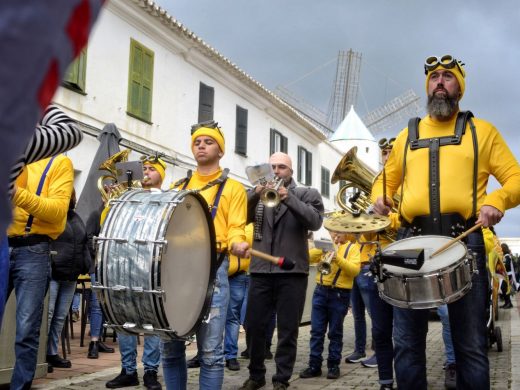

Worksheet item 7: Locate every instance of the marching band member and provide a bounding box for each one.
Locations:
[161,121,249,390]
[372,55,520,390]
[299,232,360,380]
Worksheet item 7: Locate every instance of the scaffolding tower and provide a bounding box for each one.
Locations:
[326,49,362,130]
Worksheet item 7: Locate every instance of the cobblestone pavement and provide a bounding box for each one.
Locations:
[35,301,518,390]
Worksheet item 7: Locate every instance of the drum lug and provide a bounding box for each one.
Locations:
[96,236,128,244]
[123,322,137,329]
[111,285,128,292]
[91,283,127,292]
[133,238,168,246]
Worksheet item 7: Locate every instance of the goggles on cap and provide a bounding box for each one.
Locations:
[190,120,224,137]
[424,55,465,76]
[378,137,395,150]
[140,153,166,169]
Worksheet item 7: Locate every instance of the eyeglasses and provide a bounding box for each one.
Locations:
[424,55,465,76]
[378,137,395,150]
[190,120,224,138]
[140,153,166,169]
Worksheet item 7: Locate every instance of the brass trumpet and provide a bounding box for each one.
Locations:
[317,250,336,275]
[260,177,284,207]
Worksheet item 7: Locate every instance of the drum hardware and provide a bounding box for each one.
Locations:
[95,236,128,244]
[430,222,483,258]
[133,238,167,245]
[380,248,425,271]
[250,248,296,270]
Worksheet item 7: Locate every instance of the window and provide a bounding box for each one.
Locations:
[127,39,154,123]
[321,166,330,198]
[235,106,248,156]
[63,49,87,93]
[198,83,214,123]
[269,129,288,155]
[297,146,312,186]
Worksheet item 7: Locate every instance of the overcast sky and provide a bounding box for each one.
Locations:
[156,0,519,238]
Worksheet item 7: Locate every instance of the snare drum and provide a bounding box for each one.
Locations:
[94,189,216,339]
[377,235,475,309]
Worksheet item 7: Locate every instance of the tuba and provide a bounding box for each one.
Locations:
[97,149,143,204]
[330,146,399,240]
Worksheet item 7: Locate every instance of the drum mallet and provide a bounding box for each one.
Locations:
[250,249,296,270]
[430,222,483,258]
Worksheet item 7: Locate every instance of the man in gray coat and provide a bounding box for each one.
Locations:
[240,152,324,390]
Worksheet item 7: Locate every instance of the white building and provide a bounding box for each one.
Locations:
[54,0,349,217]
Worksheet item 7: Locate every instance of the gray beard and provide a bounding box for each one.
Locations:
[426,94,458,120]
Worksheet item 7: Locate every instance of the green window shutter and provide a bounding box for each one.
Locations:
[127,39,154,122]
[63,49,87,92]
[321,167,330,198]
[235,106,248,156]
[281,135,288,153]
[297,146,303,182]
[270,129,276,155]
[198,83,214,123]
[306,151,312,186]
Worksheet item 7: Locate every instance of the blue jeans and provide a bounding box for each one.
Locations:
[437,304,455,365]
[89,273,103,338]
[368,275,394,385]
[351,264,372,354]
[393,230,489,390]
[161,257,230,390]
[47,279,76,356]
[308,285,350,368]
[8,242,51,390]
[71,292,80,312]
[118,333,160,373]
[224,272,249,360]
[0,234,8,326]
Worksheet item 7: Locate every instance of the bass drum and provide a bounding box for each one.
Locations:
[377,235,475,309]
[95,189,216,339]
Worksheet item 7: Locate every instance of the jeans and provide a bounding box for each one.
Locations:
[393,230,489,390]
[71,292,80,312]
[118,333,160,373]
[437,304,455,365]
[0,234,8,326]
[351,264,372,354]
[8,242,51,390]
[224,272,249,360]
[246,273,307,386]
[368,275,394,385]
[47,279,76,356]
[308,284,350,368]
[161,257,230,390]
[89,273,103,338]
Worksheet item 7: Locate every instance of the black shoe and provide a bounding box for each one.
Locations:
[264,349,273,360]
[238,378,266,390]
[444,363,456,390]
[143,370,162,390]
[299,366,322,378]
[187,355,200,368]
[106,369,139,388]
[47,364,54,373]
[273,382,288,390]
[226,358,240,371]
[98,341,115,353]
[88,341,99,359]
[327,366,340,379]
[380,385,394,390]
[46,354,72,368]
[240,349,250,359]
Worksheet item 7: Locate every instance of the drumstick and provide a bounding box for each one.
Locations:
[430,223,483,258]
[250,249,296,270]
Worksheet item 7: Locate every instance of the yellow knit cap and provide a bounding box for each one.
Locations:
[191,127,225,154]
[142,158,166,181]
[425,56,466,98]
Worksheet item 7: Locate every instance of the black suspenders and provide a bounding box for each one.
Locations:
[403,111,478,232]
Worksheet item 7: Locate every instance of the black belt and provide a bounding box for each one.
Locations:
[316,284,351,293]
[8,234,50,248]
[402,213,477,238]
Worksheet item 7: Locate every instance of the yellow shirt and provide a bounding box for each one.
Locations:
[171,168,247,251]
[311,242,361,289]
[372,114,520,222]
[9,155,73,239]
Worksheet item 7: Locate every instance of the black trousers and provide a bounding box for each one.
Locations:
[246,273,308,385]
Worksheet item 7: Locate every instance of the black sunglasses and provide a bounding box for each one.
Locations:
[190,120,224,138]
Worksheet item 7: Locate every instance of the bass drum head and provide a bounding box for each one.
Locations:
[161,191,216,338]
